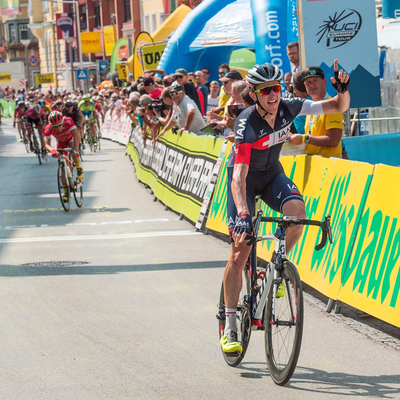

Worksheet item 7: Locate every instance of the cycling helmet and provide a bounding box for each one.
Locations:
[54,99,63,107]
[83,94,91,102]
[18,100,25,107]
[33,104,42,114]
[38,99,46,107]
[49,110,63,126]
[65,99,74,107]
[245,63,283,87]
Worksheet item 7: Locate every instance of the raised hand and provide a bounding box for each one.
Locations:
[331,59,350,93]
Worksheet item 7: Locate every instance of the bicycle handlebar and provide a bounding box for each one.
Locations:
[57,147,77,157]
[247,212,332,251]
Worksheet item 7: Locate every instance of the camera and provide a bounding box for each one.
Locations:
[148,97,168,112]
[172,125,179,135]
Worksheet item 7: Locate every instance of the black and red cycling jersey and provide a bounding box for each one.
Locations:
[14,107,29,118]
[228,98,322,172]
[25,107,47,121]
[62,102,80,116]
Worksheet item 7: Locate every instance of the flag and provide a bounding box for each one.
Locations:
[0,0,21,15]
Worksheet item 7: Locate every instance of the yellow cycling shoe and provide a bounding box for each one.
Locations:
[220,332,243,353]
[276,282,286,298]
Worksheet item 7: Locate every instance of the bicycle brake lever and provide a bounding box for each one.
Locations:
[247,237,257,246]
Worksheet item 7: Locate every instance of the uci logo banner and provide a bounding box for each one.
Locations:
[81,32,102,54]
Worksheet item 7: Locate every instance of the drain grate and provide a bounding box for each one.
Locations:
[22,261,90,267]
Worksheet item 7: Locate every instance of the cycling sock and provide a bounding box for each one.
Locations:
[224,308,237,335]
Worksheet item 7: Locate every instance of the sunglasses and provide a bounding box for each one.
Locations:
[219,71,228,76]
[171,91,182,96]
[174,75,183,79]
[253,84,282,96]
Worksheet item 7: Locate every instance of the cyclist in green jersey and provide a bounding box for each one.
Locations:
[78,94,97,146]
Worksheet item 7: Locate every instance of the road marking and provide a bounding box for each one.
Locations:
[0,230,201,244]
[2,206,109,213]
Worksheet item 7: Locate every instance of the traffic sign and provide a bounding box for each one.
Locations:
[35,74,54,85]
[0,73,11,81]
[28,55,39,66]
[77,69,88,80]
[0,57,5,63]
[99,60,108,72]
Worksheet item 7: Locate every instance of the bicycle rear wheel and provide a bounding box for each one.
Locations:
[217,265,251,367]
[265,261,303,386]
[58,164,71,212]
[32,134,41,165]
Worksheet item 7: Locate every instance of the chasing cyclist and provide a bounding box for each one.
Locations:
[78,94,97,147]
[44,111,84,202]
[13,100,29,142]
[62,98,85,148]
[24,104,47,154]
[220,59,350,353]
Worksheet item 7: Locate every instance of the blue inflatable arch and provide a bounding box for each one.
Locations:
[158,0,298,81]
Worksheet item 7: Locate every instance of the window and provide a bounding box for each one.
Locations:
[151,12,156,33]
[80,5,87,30]
[9,24,16,42]
[144,13,149,33]
[124,0,131,22]
[94,3,101,28]
[18,24,29,41]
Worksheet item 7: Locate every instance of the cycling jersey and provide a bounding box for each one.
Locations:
[44,116,76,149]
[94,102,102,113]
[14,107,28,118]
[25,107,47,120]
[78,100,95,119]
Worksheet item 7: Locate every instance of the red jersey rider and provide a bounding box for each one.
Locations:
[44,111,84,201]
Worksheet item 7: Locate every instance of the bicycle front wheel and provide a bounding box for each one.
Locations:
[265,261,303,386]
[58,164,71,212]
[217,265,251,367]
[71,169,83,208]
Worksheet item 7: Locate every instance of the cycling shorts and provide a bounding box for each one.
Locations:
[25,117,42,128]
[227,165,304,241]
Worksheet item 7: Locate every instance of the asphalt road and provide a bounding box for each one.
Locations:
[0,119,399,400]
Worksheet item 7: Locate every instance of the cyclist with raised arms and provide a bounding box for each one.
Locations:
[220,59,350,353]
[24,104,47,154]
[62,98,85,148]
[44,111,84,201]
[78,94,97,147]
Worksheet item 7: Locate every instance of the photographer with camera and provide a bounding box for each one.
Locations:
[137,94,161,146]
[154,84,206,145]
[143,77,163,100]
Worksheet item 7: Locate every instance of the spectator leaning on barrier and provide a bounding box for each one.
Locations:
[138,94,160,145]
[207,80,220,113]
[288,66,343,158]
[155,84,206,140]
[173,68,202,113]
[215,63,231,112]
[126,92,140,125]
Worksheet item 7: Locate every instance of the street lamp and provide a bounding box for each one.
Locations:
[20,39,31,88]
[64,37,75,89]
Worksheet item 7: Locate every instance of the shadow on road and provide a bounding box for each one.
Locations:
[238,363,400,397]
[0,260,227,277]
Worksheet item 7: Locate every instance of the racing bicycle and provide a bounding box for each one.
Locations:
[56,147,83,212]
[84,116,97,152]
[29,123,48,164]
[217,209,332,386]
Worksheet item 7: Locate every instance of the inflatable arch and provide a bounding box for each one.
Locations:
[158,0,298,80]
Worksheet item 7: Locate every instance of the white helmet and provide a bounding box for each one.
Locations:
[246,63,283,87]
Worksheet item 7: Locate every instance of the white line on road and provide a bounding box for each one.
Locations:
[0,230,202,244]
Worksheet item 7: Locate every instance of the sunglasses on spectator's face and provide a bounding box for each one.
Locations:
[253,84,282,96]
[171,91,182,96]
[219,71,228,76]
[174,75,183,79]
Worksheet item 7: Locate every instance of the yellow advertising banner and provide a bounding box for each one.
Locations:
[34,73,54,85]
[103,25,116,56]
[0,73,11,81]
[133,31,153,80]
[142,43,167,70]
[81,31,102,54]
[116,63,127,80]
[338,164,400,327]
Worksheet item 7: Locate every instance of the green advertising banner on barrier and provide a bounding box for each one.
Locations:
[0,100,16,118]
[129,127,224,223]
